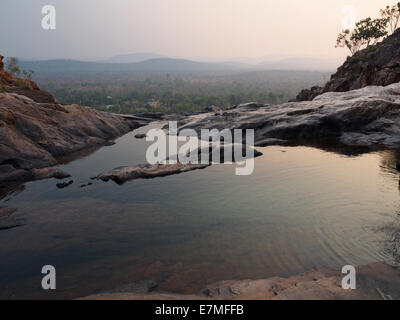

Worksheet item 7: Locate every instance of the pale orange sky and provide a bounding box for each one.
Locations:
[0,0,392,62]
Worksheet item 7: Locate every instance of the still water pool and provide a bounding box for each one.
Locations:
[1,123,400,299]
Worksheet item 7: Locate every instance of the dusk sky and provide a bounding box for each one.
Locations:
[0,0,391,62]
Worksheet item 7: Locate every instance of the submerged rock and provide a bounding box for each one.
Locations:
[96,163,210,184]
[80,182,93,188]
[56,180,74,189]
[0,207,25,230]
[0,166,71,183]
[32,167,71,180]
[179,83,400,150]
[134,133,147,139]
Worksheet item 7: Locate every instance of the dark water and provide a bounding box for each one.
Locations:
[1,122,400,299]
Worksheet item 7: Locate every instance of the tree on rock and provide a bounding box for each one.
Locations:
[5,57,21,77]
[380,2,400,34]
[352,17,389,47]
[336,17,388,55]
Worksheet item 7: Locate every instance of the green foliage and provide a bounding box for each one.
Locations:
[335,3,398,55]
[5,57,36,81]
[380,2,400,34]
[5,57,21,76]
[336,29,360,55]
[352,17,389,46]
[22,69,35,81]
[336,18,388,55]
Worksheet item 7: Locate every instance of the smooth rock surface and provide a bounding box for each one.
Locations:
[0,92,151,183]
[96,163,211,184]
[179,83,400,149]
[80,262,400,300]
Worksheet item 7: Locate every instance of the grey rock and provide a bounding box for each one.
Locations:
[96,163,210,184]
[134,133,147,139]
[179,83,400,150]
[56,180,74,189]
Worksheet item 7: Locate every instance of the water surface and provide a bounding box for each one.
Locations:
[1,123,400,299]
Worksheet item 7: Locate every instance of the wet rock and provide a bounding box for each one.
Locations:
[177,143,263,163]
[56,180,74,189]
[96,163,211,184]
[32,167,71,180]
[104,141,116,146]
[254,138,288,147]
[134,133,147,139]
[0,166,71,183]
[80,182,93,188]
[0,207,25,230]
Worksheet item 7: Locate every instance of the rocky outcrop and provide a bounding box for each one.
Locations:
[179,83,400,150]
[80,262,400,300]
[0,55,152,184]
[95,163,211,184]
[0,92,151,183]
[293,29,400,101]
[0,55,57,103]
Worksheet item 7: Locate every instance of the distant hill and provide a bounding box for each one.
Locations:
[103,52,167,63]
[19,56,342,77]
[20,58,244,76]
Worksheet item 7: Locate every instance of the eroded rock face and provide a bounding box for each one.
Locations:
[0,55,56,104]
[179,83,400,150]
[0,53,154,184]
[0,92,150,183]
[294,29,400,101]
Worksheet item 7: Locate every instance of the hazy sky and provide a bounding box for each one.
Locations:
[0,0,391,62]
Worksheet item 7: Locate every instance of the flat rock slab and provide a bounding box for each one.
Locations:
[80,262,400,300]
[96,163,210,184]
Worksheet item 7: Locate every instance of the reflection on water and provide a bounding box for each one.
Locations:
[0,123,400,299]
